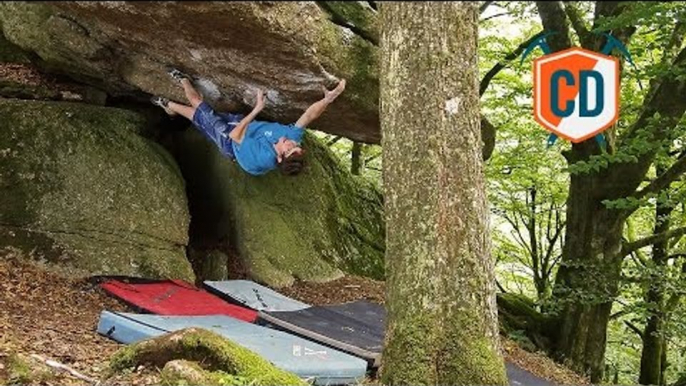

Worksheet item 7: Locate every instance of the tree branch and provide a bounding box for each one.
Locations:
[547,254,563,278]
[543,220,564,268]
[563,2,592,47]
[364,153,381,164]
[624,321,644,339]
[608,45,686,203]
[589,1,636,51]
[535,1,572,52]
[316,2,379,45]
[481,11,512,22]
[496,278,507,293]
[629,249,649,267]
[503,213,535,260]
[610,309,630,320]
[634,154,686,200]
[480,1,495,15]
[668,253,686,260]
[327,136,342,146]
[479,31,545,96]
[622,226,686,257]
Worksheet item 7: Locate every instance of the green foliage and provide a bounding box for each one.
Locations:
[314,131,383,182]
[480,1,686,384]
[480,2,568,304]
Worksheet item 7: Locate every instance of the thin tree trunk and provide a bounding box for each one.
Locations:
[351,142,363,175]
[639,165,673,386]
[380,2,507,385]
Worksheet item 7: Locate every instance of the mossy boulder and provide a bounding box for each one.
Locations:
[168,127,384,287]
[0,30,32,64]
[109,328,306,386]
[0,99,194,281]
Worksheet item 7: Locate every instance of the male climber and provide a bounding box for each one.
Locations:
[151,68,346,176]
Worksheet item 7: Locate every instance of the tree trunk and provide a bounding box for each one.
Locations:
[351,142,363,175]
[550,142,626,383]
[547,40,686,383]
[639,169,673,386]
[379,2,507,385]
[640,313,666,385]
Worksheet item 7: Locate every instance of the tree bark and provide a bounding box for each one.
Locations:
[379,2,507,385]
[351,142,363,175]
[639,166,673,386]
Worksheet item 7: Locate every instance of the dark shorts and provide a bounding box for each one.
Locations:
[191,102,244,159]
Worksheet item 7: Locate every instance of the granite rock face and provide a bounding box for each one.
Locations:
[0,1,380,143]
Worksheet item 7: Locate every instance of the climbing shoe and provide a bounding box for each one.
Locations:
[150,95,170,108]
[150,96,176,116]
[166,66,191,83]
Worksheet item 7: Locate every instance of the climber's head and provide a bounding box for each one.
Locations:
[276,137,305,176]
[279,151,305,176]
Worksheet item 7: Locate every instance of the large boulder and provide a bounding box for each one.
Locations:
[0,99,194,281]
[0,2,380,143]
[167,127,385,288]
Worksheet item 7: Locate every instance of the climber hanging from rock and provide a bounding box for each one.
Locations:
[151,67,346,176]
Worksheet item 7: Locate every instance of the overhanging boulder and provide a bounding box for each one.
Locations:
[0,1,380,143]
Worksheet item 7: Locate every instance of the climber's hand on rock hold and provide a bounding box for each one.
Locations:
[254,89,265,112]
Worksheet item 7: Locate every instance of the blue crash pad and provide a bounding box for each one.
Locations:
[203,280,310,312]
[97,310,368,385]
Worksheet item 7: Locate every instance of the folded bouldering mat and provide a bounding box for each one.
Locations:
[97,311,368,385]
[203,280,310,312]
[99,278,257,322]
[257,301,386,367]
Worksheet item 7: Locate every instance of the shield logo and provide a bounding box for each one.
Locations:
[534,47,620,143]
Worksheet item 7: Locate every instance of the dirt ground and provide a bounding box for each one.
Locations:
[0,254,588,385]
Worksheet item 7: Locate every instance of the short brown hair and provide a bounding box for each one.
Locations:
[279,151,305,176]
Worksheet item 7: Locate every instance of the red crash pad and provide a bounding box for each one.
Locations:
[100,279,257,322]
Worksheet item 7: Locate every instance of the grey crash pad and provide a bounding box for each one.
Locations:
[204,280,310,312]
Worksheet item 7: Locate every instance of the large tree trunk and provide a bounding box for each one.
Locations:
[379,2,508,385]
[550,143,626,383]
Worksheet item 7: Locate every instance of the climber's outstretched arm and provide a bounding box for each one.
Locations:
[294,79,346,129]
[230,90,265,145]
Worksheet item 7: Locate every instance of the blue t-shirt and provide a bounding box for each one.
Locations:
[232,121,304,176]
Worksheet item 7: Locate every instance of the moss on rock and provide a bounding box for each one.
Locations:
[170,127,384,287]
[0,29,33,63]
[0,99,194,281]
[110,328,306,386]
[2,353,54,385]
[160,360,253,386]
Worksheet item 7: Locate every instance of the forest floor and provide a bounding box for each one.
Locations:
[0,253,589,386]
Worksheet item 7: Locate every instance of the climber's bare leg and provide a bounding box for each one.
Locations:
[181,78,203,108]
[295,79,346,128]
[167,101,196,120]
